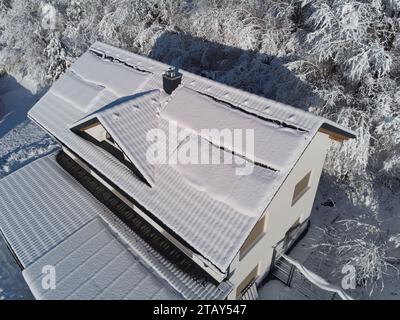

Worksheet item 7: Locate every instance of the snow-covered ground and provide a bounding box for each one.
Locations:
[0,233,32,300]
[0,74,58,299]
[298,177,400,300]
[0,75,58,178]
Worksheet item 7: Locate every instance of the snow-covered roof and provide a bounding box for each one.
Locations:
[71,90,161,186]
[0,155,232,300]
[28,42,355,272]
[23,218,180,300]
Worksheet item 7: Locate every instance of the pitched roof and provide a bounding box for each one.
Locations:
[0,155,96,267]
[28,42,355,272]
[71,90,161,186]
[23,217,180,300]
[0,155,232,299]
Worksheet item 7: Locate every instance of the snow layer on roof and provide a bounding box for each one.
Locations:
[28,42,354,272]
[51,71,104,112]
[70,51,152,97]
[0,155,232,299]
[0,155,98,267]
[96,90,161,186]
[23,218,179,300]
[171,134,281,217]
[163,87,309,171]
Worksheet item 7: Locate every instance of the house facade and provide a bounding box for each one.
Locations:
[0,42,354,300]
[227,131,333,299]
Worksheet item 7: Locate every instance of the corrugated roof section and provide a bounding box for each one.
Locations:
[0,155,232,300]
[0,156,97,267]
[23,218,180,300]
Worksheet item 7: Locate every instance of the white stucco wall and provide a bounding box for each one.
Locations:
[227,131,332,299]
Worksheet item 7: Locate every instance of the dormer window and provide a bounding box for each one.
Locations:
[69,91,161,187]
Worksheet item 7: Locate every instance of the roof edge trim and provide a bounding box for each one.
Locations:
[319,122,356,141]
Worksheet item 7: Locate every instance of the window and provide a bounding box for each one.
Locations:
[292,171,311,206]
[239,215,266,260]
[236,265,259,299]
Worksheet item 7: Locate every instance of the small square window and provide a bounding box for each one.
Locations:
[292,171,311,206]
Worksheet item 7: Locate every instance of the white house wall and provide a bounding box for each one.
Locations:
[227,131,332,299]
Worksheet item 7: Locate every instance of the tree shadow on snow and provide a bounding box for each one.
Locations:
[0,75,56,179]
[149,31,321,111]
[0,75,39,139]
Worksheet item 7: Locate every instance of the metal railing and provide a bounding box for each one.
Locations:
[271,251,353,300]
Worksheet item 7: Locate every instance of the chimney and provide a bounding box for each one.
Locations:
[162,67,182,94]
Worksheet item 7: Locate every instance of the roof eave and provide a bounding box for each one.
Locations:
[319,122,356,142]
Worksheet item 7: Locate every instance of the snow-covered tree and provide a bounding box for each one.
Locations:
[44,33,69,81]
[0,0,10,12]
[0,1,48,83]
[315,220,399,296]
[305,0,394,81]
